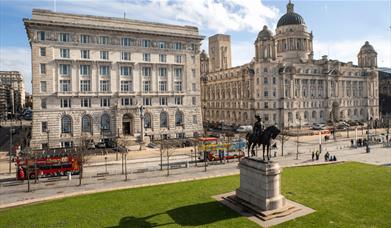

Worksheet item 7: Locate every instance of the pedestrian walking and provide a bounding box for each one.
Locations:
[311,151,314,161]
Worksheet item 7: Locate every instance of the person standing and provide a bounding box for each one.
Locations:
[312,151,315,161]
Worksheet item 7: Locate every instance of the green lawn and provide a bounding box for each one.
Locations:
[0,162,390,227]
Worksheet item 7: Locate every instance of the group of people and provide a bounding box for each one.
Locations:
[311,150,337,162]
[324,151,337,161]
[311,150,321,161]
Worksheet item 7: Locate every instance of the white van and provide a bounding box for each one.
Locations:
[237,125,253,133]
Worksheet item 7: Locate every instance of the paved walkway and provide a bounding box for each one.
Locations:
[0,143,390,209]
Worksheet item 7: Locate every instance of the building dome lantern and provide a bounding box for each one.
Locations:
[277,0,306,27]
[358,41,377,68]
[359,41,376,54]
[254,25,276,62]
[257,25,273,41]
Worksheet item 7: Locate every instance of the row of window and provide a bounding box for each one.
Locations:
[37,31,196,50]
[40,47,195,65]
[42,80,191,93]
[45,112,197,134]
[41,63,194,78]
[40,96,196,109]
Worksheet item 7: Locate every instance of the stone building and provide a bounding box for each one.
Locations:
[379,68,391,122]
[0,71,25,118]
[201,1,379,128]
[24,9,204,149]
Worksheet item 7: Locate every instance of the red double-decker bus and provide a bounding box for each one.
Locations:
[16,148,80,180]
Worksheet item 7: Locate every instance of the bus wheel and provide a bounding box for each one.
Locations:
[29,173,35,179]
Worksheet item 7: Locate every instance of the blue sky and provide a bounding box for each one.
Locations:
[1,0,390,93]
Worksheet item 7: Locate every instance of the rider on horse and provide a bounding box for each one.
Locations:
[252,114,264,142]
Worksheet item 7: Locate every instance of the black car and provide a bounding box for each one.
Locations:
[96,141,106,148]
[105,139,117,148]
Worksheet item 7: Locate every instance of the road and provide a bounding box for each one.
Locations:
[0,127,390,208]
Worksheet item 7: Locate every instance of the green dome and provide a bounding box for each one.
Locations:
[257,25,273,40]
[277,1,305,27]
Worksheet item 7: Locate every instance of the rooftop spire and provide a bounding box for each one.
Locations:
[287,0,294,13]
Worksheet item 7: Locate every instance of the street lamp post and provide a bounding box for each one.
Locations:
[9,118,13,173]
[46,130,50,149]
[296,117,301,160]
[387,118,390,144]
[318,131,322,154]
[138,105,145,149]
[366,117,372,153]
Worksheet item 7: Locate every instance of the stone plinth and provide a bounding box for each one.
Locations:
[236,157,286,211]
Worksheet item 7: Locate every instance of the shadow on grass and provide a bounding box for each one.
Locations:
[110,201,239,227]
[107,213,171,228]
[166,201,240,226]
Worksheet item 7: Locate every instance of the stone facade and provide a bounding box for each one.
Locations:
[379,68,391,120]
[208,34,232,72]
[24,9,204,149]
[0,71,25,117]
[201,2,379,128]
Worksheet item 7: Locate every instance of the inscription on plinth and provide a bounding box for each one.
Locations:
[236,157,286,211]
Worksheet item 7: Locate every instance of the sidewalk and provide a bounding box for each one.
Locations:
[1,144,390,209]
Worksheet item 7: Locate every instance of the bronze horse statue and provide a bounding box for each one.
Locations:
[246,125,280,161]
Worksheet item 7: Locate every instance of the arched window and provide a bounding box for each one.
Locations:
[160,112,168,128]
[288,112,293,122]
[175,111,183,127]
[320,111,324,119]
[144,113,152,129]
[296,112,300,120]
[312,111,316,119]
[81,115,92,132]
[61,115,72,133]
[304,111,308,120]
[101,114,110,131]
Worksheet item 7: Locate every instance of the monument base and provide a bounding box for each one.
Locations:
[213,192,315,227]
[236,157,285,211]
[212,157,315,226]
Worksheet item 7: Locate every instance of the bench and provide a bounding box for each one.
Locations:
[133,168,149,173]
[96,172,109,177]
[160,161,188,169]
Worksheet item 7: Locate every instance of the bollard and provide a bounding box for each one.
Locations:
[68,172,72,181]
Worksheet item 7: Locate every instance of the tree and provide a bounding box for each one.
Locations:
[277,127,290,156]
[76,136,92,186]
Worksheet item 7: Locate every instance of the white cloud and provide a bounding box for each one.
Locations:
[22,0,279,34]
[0,47,31,92]
[313,37,391,67]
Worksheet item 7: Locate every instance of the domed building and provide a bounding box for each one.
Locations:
[201,1,379,128]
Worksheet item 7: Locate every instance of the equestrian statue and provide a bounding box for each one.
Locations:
[246,114,281,161]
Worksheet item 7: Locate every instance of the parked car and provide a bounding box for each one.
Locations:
[87,142,95,150]
[337,123,349,130]
[105,139,117,148]
[311,123,325,130]
[237,125,253,133]
[96,141,106,148]
[147,142,159,148]
[338,121,350,127]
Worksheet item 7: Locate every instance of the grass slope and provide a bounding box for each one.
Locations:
[0,162,390,227]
